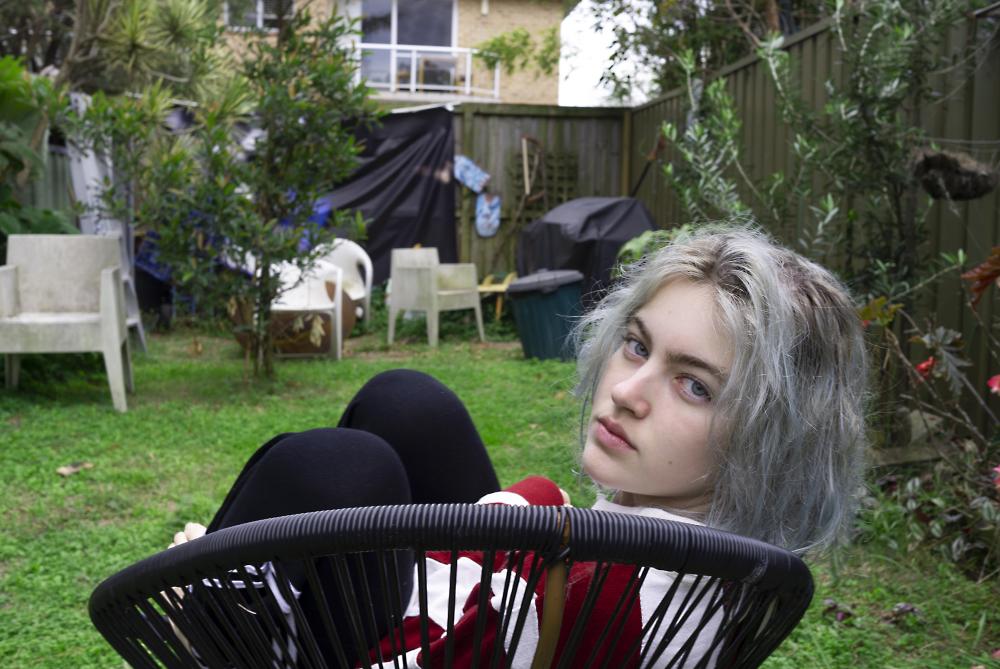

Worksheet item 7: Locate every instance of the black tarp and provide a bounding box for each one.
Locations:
[315,106,456,284]
[137,106,456,304]
[515,197,656,305]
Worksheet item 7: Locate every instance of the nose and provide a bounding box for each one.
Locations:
[610,365,652,418]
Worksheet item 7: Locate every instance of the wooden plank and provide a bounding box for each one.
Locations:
[457,102,623,119]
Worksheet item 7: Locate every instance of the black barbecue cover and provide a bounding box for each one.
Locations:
[515,197,656,305]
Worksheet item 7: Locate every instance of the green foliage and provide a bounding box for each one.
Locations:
[53,0,233,96]
[67,10,379,380]
[859,449,1000,581]
[661,53,754,225]
[589,0,827,100]
[0,57,74,257]
[1,331,998,667]
[856,251,1000,579]
[475,26,561,76]
[615,224,694,271]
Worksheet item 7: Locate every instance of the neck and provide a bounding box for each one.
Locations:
[613,491,711,519]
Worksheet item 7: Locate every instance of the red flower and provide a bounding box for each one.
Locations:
[914,357,935,379]
[989,374,1000,395]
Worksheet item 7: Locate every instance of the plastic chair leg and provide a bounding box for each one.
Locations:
[103,341,129,412]
[4,354,19,389]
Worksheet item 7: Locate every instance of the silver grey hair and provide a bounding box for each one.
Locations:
[574,224,868,555]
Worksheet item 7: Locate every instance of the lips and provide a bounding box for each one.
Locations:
[595,417,636,452]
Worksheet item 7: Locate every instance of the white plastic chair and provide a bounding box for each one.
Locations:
[387,248,484,347]
[0,234,133,412]
[270,262,344,360]
[316,239,372,325]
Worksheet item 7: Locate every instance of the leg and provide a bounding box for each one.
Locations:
[122,339,135,393]
[387,304,398,345]
[103,342,128,412]
[338,369,500,503]
[473,301,485,342]
[206,428,415,664]
[427,309,439,347]
[4,354,19,389]
[208,428,412,531]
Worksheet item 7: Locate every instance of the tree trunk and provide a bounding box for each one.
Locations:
[763,0,780,34]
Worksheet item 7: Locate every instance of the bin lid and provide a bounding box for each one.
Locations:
[507,269,584,294]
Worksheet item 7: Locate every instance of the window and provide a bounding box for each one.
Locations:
[225,0,294,30]
[360,0,455,88]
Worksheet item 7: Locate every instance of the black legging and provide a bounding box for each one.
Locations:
[207,368,501,531]
[203,369,501,662]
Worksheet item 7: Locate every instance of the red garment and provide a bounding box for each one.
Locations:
[364,476,720,669]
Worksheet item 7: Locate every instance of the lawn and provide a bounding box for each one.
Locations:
[0,325,997,668]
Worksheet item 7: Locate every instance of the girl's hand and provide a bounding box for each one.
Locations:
[559,488,572,506]
[168,522,207,550]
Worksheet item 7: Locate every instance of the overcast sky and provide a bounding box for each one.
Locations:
[558,0,652,107]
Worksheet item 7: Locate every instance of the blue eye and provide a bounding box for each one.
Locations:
[624,336,648,358]
[680,376,712,402]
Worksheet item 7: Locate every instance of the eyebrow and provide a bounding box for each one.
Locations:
[629,315,729,384]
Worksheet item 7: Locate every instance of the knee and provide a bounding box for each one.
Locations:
[256,428,412,507]
[353,369,458,411]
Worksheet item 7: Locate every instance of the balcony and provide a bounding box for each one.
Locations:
[358,43,501,102]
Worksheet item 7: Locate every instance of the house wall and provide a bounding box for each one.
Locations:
[455,0,562,105]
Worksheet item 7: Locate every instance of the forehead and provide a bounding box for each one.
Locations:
[633,279,733,369]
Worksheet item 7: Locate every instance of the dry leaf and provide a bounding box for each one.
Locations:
[57,461,94,477]
[960,246,1000,306]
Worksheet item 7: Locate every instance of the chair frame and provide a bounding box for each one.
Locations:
[1,234,134,412]
[90,505,813,669]
[271,264,345,360]
[316,240,373,326]
[387,248,485,347]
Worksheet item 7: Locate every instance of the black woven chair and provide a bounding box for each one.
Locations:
[89,504,813,669]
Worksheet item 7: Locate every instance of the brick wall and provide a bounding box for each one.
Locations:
[456,0,562,105]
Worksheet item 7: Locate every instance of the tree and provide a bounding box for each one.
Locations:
[74,8,377,379]
[589,0,828,100]
[0,57,75,259]
[1,0,233,97]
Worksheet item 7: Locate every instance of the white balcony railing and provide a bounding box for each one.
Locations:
[358,43,500,100]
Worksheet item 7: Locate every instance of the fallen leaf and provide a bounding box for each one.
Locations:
[882,602,921,624]
[822,598,854,623]
[56,461,94,477]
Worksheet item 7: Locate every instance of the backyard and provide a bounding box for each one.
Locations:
[0,321,998,668]
[1,0,999,666]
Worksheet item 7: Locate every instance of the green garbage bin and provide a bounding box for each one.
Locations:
[507,270,584,360]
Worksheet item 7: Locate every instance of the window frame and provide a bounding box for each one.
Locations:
[223,0,295,32]
[356,0,457,49]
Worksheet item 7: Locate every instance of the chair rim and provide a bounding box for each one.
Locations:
[90,504,811,618]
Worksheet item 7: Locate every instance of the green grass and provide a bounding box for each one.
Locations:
[0,325,997,668]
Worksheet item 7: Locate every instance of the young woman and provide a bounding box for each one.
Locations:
[170,224,868,666]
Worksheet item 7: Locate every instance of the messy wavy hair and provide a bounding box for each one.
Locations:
[574,224,868,554]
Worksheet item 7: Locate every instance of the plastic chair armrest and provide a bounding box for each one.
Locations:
[0,265,17,317]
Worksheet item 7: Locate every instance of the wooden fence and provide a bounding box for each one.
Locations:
[28,19,998,385]
[453,103,625,275]
[627,16,1000,415]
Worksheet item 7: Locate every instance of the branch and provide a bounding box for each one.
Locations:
[723,0,762,48]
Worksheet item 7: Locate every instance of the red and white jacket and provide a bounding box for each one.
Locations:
[364,476,720,669]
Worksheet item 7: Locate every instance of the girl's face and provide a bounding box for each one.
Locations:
[582,279,733,513]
